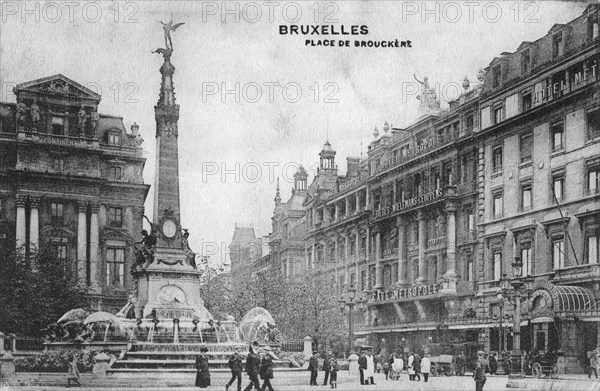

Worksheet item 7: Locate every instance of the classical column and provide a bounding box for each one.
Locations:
[355,229,360,288]
[29,197,40,253]
[396,219,408,287]
[15,196,27,250]
[356,192,361,213]
[89,203,101,293]
[416,210,428,285]
[373,228,383,290]
[364,226,370,291]
[77,201,88,284]
[345,197,350,218]
[344,233,350,288]
[444,201,458,290]
[312,242,316,268]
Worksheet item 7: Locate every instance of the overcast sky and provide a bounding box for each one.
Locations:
[0,1,590,265]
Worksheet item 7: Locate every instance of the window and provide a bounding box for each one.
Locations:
[493,192,503,219]
[493,106,503,125]
[50,202,64,224]
[520,133,533,163]
[361,270,367,291]
[108,207,123,228]
[588,232,599,264]
[521,244,533,276]
[110,166,121,180]
[51,117,65,135]
[53,157,64,172]
[468,210,475,232]
[588,166,600,195]
[492,145,503,173]
[520,183,532,212]
[589,11,599,40]
[521,49,531,75]
[466,254,474,282]
[108,132,120,145]
[552,32,564,58]
[0,198,4,220]
[465,113,474,132]
[551,122,564,152]
[492,65,502,88]
[52,243,68,260]
[552,173,565,203]
[587,107,600,140]
[492,251,502,281]
[106,248,125,286]
[552,237,565,269]
[522,92,532,112]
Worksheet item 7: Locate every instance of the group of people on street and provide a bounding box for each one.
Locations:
[193,341,276,391]
[308,350,340,388]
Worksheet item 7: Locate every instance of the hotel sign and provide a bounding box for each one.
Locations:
[374,138,436,175]
[339,175,365,192]
[372,187,444,219]
[371,283,440,302]
[534,54,598,105]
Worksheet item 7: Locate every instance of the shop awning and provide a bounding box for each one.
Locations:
[530,316,554,324]
[553,285,596,312]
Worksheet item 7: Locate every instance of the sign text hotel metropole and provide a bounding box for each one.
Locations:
[373,187,444,219]
[371,284,441,302]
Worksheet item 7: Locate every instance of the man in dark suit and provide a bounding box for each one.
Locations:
[358,351,367,385]
[226,345,244,391]
[308,351,319,386]
[321,350,331,386]
[243,343,261,391]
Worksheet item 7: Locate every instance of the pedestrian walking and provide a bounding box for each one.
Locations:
[365,350,376,385]
[244,342,261,391]
[308,350,319,386]
[66,355,81,388]
[259,346,275,391]
[358,350,367,385]
[321,350,331,386]
[501,351,511,376]
[226,345,244,391]
[195,346,210,389]
[407,352,415,381]
[329,356,339,389]
[595,352,600,381]
[421,354,431,382]
[413,352,422,381]
[474,351,487,391]
[590,353,599,379]
[489,352,498,375]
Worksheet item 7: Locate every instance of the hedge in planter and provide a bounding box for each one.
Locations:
[15,349,96,373]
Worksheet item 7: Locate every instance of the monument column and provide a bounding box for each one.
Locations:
[77,201,88,284]
[15,195,27,250]
[29,196,40,253]
[89,203,101,293]
[416,210,428,285]
[396,218,408,287]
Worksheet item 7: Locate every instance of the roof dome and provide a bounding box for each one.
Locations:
[296,165,308,176]
[321,141,334,152]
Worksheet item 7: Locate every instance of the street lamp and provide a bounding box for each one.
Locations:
[338,286,357,356]
[498,256,529,377]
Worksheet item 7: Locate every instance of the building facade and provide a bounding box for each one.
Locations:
[0,74,149,312]
[229,225,266,286]
[252,4,600,373]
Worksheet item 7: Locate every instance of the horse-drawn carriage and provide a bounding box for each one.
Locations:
[426,342,481,376]
[527,351,560,379]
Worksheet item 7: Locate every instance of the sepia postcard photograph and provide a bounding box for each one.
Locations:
[0,1,599,390]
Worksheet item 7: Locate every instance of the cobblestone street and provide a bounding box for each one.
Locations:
[4,373,600,391]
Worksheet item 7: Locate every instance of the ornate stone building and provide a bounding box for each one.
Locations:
[0,74,149,312]
[229,225,265,286]
[475,4,600,372]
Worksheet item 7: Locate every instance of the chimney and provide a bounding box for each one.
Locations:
[347,157,360,177]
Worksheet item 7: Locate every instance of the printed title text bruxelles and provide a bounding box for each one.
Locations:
[279,24,412,48]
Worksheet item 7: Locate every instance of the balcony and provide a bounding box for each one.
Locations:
[407,242,419,254]
[458,230,477,243]
[457,181,477,195]
[427,236,447,248]
[552,263,600,282]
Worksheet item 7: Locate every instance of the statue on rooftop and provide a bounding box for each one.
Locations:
[414,74,440,115]
[158,18,185,51]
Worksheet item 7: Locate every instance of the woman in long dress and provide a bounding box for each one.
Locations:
[365,351,375,385]
[195,346,210,388]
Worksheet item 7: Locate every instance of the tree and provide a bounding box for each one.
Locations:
[0,245,89,337]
